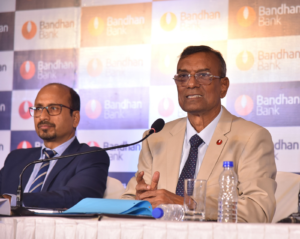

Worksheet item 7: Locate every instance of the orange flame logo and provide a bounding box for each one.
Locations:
[85,100,102,119]
[87,59,103,77]
[237,6,256,27]
[234,95,254,116]
[160,12,177,31]
[22,21,37,39]
[236,51,254,71]
[88,17,105,36]
[20,61,36,80]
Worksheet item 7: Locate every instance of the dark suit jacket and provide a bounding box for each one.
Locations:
[0,137,110,208]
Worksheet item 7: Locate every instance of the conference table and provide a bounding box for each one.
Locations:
[1,216,300,239]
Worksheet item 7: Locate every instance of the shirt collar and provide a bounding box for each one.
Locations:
[186,107,223,146]
[41,135,76,157]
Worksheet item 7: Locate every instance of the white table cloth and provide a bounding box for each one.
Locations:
[1,216,300,239]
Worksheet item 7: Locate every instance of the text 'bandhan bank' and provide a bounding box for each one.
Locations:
[274,139,299,150]
[104,141,141,161]
[0,25,8,32]
[107,15,144,36]
[259,4,300,26]
[179,10,220,30]
[227,82,300,127]
[39,19,74,39]
[0,64,7,72]
[257,94,300,115]
[104,99,142,119]
[106,58,143,67]
[257,49,300,70]
[104,99,142,109]
[38,60,74,79]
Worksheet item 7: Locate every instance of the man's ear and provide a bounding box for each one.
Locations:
[72,111,80,128]
[220,77,230,98]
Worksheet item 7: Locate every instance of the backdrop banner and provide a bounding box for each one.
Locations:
[1,0,299,186]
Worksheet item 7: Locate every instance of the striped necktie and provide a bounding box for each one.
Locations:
[176,134,203,197]
[29,149,56,193]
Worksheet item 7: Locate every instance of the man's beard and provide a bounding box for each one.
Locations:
[38,130,56,140]
[38,129,56,140]
[37,121,56,140]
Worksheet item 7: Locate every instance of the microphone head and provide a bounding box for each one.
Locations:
[150,118,165,134]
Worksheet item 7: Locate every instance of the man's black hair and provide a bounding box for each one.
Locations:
[178,45,226,78]
[44,83,80,115]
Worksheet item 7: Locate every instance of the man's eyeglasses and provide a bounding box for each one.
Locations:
[173,72,222,87]
[29,104,74,117]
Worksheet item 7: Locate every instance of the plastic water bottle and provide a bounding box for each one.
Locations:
[218,161,238,223]
[152,204,184,221]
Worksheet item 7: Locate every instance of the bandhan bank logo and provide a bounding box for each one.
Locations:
[88,141,99,147]
[22,21,37,39]
[158,54,175,74]
[160,12,177,31]
[237,6,256,27]
[158,98,174,117]
[234,95,254,116]
[88,17,105,36]
[236,51,254,71]
[17,141,32,149]
[19,101,33,119]
[87,59,103,77]
[20,61,36,80]
[85,99,102,119]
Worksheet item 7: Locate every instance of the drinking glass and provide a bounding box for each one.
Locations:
[184,179,206,221]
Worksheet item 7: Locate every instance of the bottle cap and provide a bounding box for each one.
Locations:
[152,208,164,219]
[223,161,234,168]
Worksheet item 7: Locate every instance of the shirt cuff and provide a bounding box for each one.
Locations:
[3,194,17,206]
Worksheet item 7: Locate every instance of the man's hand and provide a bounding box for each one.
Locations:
[139,189,184,208]
[135,171,160,200]
[136,171,184,208]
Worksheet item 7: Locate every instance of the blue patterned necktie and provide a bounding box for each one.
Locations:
[29,149,56,193]
[176,134,203,197]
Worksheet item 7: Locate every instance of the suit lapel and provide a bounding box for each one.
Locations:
[166,118,186,193]
[197,107,233,181]
[22,149,41,189]
[42,138,80,191]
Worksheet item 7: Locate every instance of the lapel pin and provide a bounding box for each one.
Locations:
[216,139,222,145]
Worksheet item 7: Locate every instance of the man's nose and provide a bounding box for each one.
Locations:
[187,74,199,88]
[39,108,50,120]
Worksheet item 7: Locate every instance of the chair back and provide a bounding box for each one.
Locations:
[103,176,125,199]
[272,171,300,223]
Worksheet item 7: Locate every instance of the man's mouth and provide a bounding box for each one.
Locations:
[186,94,202,99]
[38,123,55,129]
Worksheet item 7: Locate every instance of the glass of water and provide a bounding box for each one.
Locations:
[184,179,207,221]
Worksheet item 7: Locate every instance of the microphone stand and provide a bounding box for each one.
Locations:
[11,130,155,216]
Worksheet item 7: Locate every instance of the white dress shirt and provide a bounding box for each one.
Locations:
[24,136,76,193]
[178,107,223,178]
[8,136,75,206]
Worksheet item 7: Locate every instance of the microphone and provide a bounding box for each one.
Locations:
[12,118,165,215]
[149,118,164,134]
